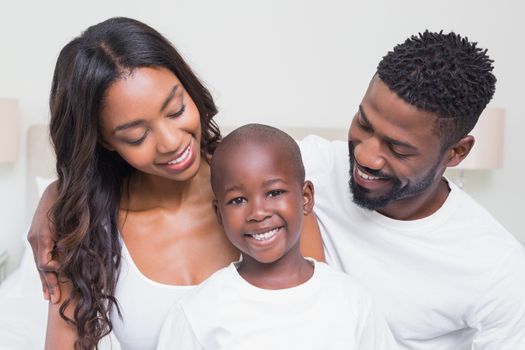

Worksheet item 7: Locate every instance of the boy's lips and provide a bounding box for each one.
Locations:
[244,226,283,242]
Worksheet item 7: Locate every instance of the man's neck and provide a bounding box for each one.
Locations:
[376,178,451,221]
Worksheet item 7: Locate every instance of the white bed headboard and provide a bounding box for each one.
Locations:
[25,123,347,220]
[26,125,56,222]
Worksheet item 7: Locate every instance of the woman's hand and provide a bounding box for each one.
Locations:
[27,182,61,303]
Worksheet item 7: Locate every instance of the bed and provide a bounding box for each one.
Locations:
[0,123,346,349]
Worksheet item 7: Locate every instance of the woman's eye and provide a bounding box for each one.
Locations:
[228,197,246,205]
[168,105,186,119]
[268,190,285,198]
[127,132,148,146]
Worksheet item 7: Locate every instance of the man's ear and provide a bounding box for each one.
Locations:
[444,135,475,168]
[302,180,315,215]
[212,199,223,225]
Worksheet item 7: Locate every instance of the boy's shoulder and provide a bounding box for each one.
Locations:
[181,263,237,305]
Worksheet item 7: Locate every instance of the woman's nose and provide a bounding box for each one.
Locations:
[155,124,181,154]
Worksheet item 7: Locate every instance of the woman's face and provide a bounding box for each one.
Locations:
[100,67,202,182]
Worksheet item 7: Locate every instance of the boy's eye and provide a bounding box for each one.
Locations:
[268,189,285,198]
[228,197,246,205]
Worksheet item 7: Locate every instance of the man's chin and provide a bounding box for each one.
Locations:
[349,180,393,211]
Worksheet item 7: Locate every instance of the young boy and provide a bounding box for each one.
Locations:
[156,124,397,349]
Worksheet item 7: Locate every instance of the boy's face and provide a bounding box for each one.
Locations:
[213,142,313,265]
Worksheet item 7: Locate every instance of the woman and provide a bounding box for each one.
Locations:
[29,17,324,349]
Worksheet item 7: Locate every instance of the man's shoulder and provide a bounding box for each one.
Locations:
[449,182,520,248]
[298,135,348,179]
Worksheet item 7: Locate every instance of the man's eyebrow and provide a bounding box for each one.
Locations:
[358,105,372,126]
[359,105,417,151]
[384,136,418,151]
[160,85,180,112]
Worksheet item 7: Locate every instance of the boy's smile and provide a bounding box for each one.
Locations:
[212,141,313,268]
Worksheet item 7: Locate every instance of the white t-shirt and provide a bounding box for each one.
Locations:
[157,259,398,350]
[299,135,525,350]
[111,241,195,350]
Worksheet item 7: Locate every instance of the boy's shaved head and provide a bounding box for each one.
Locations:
[210,124,305,192]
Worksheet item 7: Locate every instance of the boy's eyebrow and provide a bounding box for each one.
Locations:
[263,178,286,186]
[359,105,418,151]
[222,178,286,194]
[224,184,244,194]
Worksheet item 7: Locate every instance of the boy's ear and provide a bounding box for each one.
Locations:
[443,135,475,168]
[212,199,223,225]
[302,180,315,215]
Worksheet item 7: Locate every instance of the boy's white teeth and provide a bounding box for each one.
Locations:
[250,228,279,241]
[357,168,380,180]
[168,146,190,165]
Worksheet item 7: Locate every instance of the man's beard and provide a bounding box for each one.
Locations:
[348,141,439,211]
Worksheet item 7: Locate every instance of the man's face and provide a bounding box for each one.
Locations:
[347,76,447,216]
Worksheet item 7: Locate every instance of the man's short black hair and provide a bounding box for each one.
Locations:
[377,30,496,148]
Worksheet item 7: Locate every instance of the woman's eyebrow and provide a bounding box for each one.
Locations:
[113,119,145,134]
[160,84,180,112]
[112,84,181,134]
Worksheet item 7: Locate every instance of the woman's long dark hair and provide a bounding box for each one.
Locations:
[49,17,221,349]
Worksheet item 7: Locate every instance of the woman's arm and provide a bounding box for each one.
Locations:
[300,211,325,262]
[27,182,62,303]
[44,281,78,349]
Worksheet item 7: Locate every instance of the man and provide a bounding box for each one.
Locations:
[300,30,525,349]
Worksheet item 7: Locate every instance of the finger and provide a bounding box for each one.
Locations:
[43,271,61,304]
[38,271,50,301]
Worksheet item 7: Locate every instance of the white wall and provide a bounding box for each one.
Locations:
[1,0,524,274]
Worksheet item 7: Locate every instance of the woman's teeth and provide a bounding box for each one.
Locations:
[168,146,190,165]
[250,228,279,241]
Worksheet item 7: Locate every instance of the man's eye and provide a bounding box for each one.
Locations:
[268,190,285,198]
[358,119,371,131]
[228,197,246,205]
[390,147,410,159]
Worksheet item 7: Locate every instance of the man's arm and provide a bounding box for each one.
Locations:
[470,246,525,349]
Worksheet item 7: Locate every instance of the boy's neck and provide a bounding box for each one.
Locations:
[237,252,314,290]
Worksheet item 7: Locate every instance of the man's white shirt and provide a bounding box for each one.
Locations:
[299,135,525,350]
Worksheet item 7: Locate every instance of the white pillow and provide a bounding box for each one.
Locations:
[35,176,56,199]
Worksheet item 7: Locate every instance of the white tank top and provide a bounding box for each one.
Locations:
[111,241,195,350]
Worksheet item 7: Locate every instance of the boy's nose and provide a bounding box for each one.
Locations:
[246,198,272,222]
